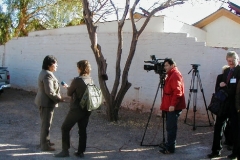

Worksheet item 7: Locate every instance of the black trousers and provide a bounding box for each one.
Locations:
[223,119,232,145]
[212,105,238,155]
[61,108,91,152]
[237,112,240,159]
[39,106,54,150]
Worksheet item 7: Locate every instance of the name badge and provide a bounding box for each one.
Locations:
[230,78,236,83]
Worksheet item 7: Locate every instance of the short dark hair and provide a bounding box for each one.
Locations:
[42,55,57,70]
[77,60,91,76]
[164,58,176,66]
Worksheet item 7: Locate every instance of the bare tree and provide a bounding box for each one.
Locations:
[82,0,184,121]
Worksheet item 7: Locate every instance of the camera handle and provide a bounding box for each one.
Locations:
[140,74,166,146]
[188,68,193,74]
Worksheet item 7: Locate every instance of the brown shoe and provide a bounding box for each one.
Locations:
[41,147,55,151]
[49,142,55,146]
[47,140,55,146]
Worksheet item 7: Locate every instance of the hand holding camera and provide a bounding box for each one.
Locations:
[61,81,69,88]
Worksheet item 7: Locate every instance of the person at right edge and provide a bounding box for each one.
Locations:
[158,58,186,154]
[208,51,240,159]
[54,60,92,158]
[235,64,240,160]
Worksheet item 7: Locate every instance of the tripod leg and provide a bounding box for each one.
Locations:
[140,81,161,146]
[184,74,193,123]
[197,73,213,126]
[162,111,165,143]
[184,71,195,123]
[192,76,198,130]
[159,111,166,148]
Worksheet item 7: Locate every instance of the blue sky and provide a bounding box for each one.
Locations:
[113,0,240,24]
[156,0,240,24]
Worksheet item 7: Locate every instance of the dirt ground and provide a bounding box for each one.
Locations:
[0,88,234,160]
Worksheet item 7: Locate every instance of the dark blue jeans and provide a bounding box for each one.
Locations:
[165,110,182,152]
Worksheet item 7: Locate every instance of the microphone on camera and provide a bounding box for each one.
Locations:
[61,81,66,86]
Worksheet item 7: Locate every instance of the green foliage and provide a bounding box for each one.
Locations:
[0,7,12,45]
[66,18,85,26]
[1,0,83,42]
[41,0,83,28]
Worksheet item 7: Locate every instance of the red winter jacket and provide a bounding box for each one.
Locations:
[160,67,186,111]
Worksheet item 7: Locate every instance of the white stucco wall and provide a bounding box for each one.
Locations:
[163,17,207,42]
[28,16,206,43]
[4,30,240,118]
[0,45,4,67]
[203,16,240,48]
[28,16,165,36]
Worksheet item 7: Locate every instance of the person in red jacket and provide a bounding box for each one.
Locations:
[159,58,186,154]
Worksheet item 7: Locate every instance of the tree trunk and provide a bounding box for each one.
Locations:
[82,0,138,121]
[82,0,183,122]
[14,4,27,37]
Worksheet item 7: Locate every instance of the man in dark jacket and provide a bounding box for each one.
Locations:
[159,58,186,154]
[208,51,240,159]
[215,65,233,149]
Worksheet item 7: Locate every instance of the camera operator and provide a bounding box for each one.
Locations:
[159,58,186,154]
[208,51,240,159]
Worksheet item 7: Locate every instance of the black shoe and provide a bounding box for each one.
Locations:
[227,153,237,159]
[207,152,220,158]
[54,150,69,157]
[158,149,174,154]
[74,151,84,158]
[159,143,167,149]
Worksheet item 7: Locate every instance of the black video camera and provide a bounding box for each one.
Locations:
[144,55,166,75]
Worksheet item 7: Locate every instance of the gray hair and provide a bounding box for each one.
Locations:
[226,51,239,60]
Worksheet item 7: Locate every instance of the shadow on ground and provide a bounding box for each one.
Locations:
[0,89,233,160]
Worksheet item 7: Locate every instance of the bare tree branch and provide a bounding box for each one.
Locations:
[119,0,130,25]
[111,0,130,100]
[96,0,109,12]
[94,9,112,23]
[138,0,184,36]
[109,0,119,21]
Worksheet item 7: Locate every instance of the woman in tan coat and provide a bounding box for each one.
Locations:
[35,55,64,151]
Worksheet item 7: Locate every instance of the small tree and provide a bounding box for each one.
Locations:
[82,0,184,121]
[0,9,12,45]
[2,0,83,38]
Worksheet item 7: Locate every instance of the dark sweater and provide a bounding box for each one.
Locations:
[67,75,92,109]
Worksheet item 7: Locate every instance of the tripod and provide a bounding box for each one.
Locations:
[140,74,166,146]
[184,65,213,130]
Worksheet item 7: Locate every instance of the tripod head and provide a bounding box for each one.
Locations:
[188,64,200,74]
[159,73,166,87]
